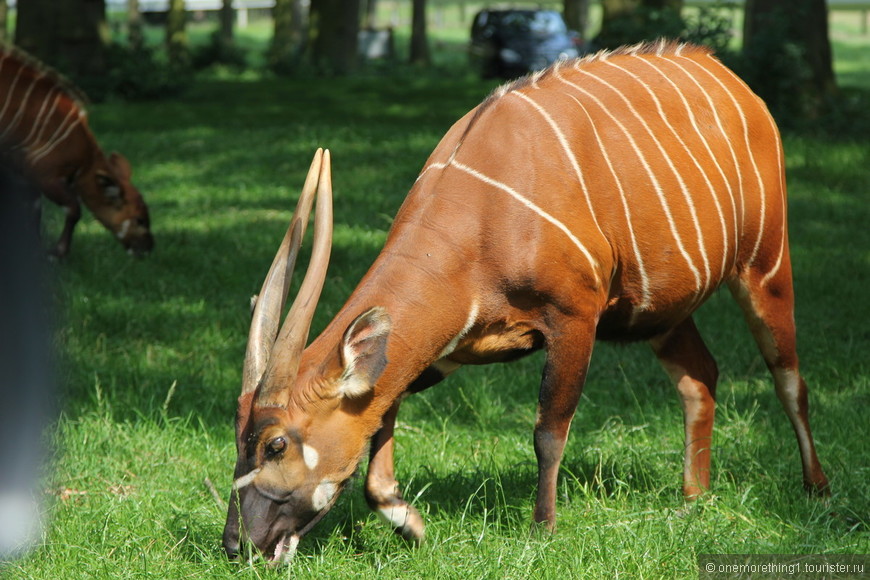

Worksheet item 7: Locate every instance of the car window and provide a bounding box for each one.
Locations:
[531,12,567,35]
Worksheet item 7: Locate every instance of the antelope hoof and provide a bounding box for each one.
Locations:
[529,518,556,537]
[804,477,831,497]
[376,501,425,544]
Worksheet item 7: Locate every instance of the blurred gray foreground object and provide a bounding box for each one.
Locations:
[0,161,56,560]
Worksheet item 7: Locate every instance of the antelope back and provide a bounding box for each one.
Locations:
[409,42,785,335]
[0,45,153,255]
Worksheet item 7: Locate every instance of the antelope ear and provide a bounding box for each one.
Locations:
[108,152,132,181]
[338,307,390,398]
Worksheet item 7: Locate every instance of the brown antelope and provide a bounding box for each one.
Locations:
[224,42,829,562]
[0,44,153,257]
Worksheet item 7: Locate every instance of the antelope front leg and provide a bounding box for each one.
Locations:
[533,320,596,531]
[650,317,718,498]
[41,179,80,258]
[365,399,425,543]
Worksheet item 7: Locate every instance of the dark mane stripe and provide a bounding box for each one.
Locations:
[458,40,711,159]
[0,42,89,111]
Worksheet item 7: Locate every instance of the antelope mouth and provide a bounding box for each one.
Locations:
[272,533,300,563]
[266,485,344,563]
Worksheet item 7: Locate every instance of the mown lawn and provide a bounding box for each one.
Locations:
[3,29,869,580]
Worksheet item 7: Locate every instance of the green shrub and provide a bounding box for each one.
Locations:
[593,3,735,53]
[191,31,249,71]
[98,43,190,101]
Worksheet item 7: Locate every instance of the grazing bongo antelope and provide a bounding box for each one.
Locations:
[224,42,829,562]
[0,44,153,257]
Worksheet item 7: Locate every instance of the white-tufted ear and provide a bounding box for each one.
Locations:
[338,307,391,398]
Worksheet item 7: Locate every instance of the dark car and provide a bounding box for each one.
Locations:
[469,9,584,79]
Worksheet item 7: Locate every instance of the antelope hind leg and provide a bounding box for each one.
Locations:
[728,268,829,495]
[650,316,718,498]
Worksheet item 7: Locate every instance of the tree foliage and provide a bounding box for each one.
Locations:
[740,0,836,120]
[15,0,109,81]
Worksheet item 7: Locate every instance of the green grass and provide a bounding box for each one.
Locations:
[3,25,869,580]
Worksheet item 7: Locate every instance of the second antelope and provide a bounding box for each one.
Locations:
[0,45,153,257]
[224,42,829,562]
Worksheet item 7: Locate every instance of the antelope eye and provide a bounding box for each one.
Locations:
[266,436,287,457]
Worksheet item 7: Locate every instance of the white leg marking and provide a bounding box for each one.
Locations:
[772,367,815,472]
[377,504,411,530]
[450,160,602,286]
[311,480,338,511]
[556,66,702,293]
[302,444,319,470]
[438,301,479,358]
[232,468,261,490]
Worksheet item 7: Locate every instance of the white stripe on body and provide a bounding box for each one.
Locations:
[19,86,62,150]
[758,110,787,287]
[510,91,607,244]
[565,92,652,314]
[0,73,46,143]
[631,55,740,270]
[604,58,730,283]
[0,67,26,129]
[707,54,787,287]
[451,160,602,286]
[555,66,703,294]
[418,159,602,286]
[28,107,84,165]
[438,301,479,359]
[676,54,767,269]
[573,63,713,295]
[25,93,65,154]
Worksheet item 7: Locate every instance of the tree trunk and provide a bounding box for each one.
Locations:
[220,0,234,47]
[743,0,836,117]
[362,0,378,28]
[166,0,188,68]
[269,0,294,69]
[128,0,143,50]
[596,0,639,46]
[409,0,430,65]
[644,0,682,9]
[563,0,591,39]
[15,0,109,80]
[310,0,360,74]
[600,0,640,23]
[291,0,307,51]
[0,0,8,41]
